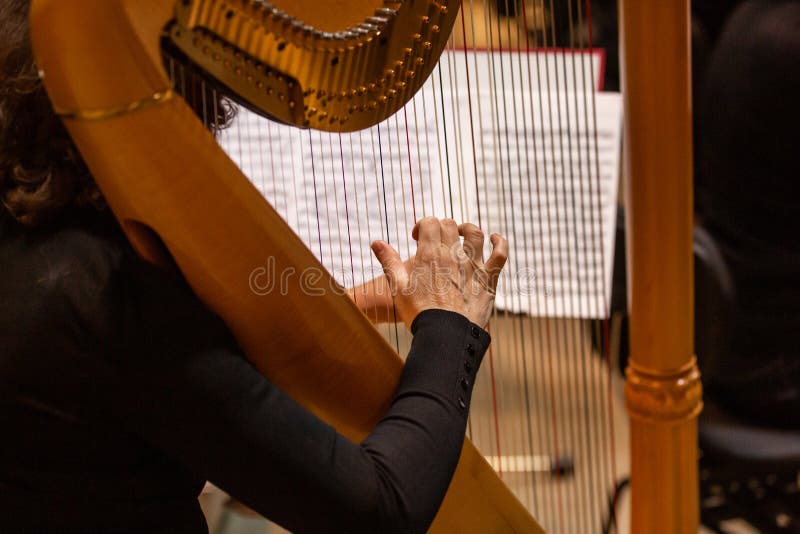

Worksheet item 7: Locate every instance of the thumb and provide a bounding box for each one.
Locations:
[371,241,408,293]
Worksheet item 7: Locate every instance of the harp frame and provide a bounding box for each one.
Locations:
[29,0,540,532]
[619,1,701,532]
[30,0,701,531]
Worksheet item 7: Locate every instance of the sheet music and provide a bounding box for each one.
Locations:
[220,50,621,318]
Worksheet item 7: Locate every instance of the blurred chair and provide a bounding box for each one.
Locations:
[695,224,800,534]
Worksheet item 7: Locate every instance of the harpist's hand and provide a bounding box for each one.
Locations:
[370,217,507,329]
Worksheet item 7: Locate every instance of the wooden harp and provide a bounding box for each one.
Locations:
[30,0,700,532]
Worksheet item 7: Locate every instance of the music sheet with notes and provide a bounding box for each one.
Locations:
[221,50,621,319]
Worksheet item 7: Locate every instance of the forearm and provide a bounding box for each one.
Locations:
[356,309,490,532]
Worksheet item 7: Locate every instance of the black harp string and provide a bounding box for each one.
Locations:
[347,134,366,318]
[296,130,314,248]
[573,0,610,526]
[467,0,504,480]
[517,0,547,519]
[327,134,347,289]
[435,62,456,219]
[488,0,522,506]
[573,2,616,526]
[460,0,484,463]
[544,0,590,529]
[377,120,404,352]
[553,0,592,531]
[523,1,560,524]
[444,31,468,221]
[306,130,325,262]
[486,15,507,481]
[267,119,280,218]
[511,0,548,518]
[459,1,484,228]
[561,0,596,528]
[494,0,525,496]
[494,0,529,500]
[368,127,392,328]
[357,130,384,326]
[501,0,542,512]
[580,0,619,515]
[422,83,437,220]
[349,132,366,319]
[254,100,268,213]
[385,115,402,352]
[409,100,427,218]
[336,134,357,297]
[373,124,401,349]
[479,0,507,484]
[321,133,338,283]
[571,0,601,528]
[400,107,418,224]
[456,3,483,464]
[392,112,414,279]
[530,0,567,527]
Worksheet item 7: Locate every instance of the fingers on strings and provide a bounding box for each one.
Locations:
[410,217,508,294]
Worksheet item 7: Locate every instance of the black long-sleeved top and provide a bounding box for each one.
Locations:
[0,207,489,533]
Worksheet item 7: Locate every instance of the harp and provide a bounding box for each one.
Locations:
[30,0,700,532]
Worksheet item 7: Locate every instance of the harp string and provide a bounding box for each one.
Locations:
[561,3,597,528]
[526,10,561,520]
[465,0,505,477]
[337,134,357,291]
[402,109,418,223]
[487,0,518,496]
[330,134,348,284]
[583,0,620,509]
[347,134,367,316]
[459,1,483,229]
[436,65,455,218]
[410,99,427,218]
[543,1,572,525]
[491,0,519,487]
[323,134,341,278]
[163,1,621,529]
[306,131,324,260]
[445,34,469,223]
[571,1,602,527]
[502,0,537,505]
[375,124,403,348]
[479,0,507,484]
[574,0,611,524]
[554,3,591,529]
[520,0,559,515]
[254,104,268,214]
[509,0,545,516]
[389,115,404,344]
[570,0,594,512]
[393,113,415,272]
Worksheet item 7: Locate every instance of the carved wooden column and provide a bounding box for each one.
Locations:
[618,0,703,532]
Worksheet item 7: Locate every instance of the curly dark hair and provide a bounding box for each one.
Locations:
[0,0,102,226]
[0,0,236,227]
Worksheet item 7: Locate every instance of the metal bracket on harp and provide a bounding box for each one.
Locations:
[51,88,175,121]
[168,0,458,132]
[166,24,304,127]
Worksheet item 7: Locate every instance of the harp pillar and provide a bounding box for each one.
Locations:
[619,1,702,532]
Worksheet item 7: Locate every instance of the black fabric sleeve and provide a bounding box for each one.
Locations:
[104,256,490,534]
